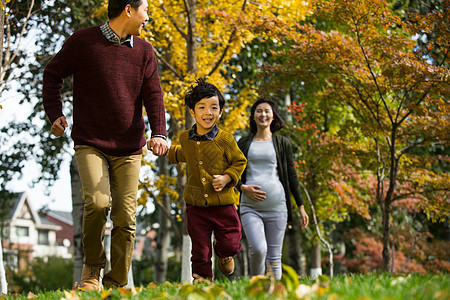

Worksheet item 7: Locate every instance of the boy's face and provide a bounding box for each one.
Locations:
[126,0,149,36]
[190,95,222,135]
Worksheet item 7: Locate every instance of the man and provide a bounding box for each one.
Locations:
[43,0,168,290]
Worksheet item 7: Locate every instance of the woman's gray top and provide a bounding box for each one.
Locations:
[240,139,287,212]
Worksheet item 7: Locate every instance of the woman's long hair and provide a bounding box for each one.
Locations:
[249,98,285,135]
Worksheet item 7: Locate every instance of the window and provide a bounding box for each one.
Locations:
[38,230,50,245]
[16,226,29,237]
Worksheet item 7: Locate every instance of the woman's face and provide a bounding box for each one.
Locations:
[254,102,274,129]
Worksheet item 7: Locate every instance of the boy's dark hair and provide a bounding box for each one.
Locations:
[185,78,226,110]
[108,0,143,20]
[249,98,285,134]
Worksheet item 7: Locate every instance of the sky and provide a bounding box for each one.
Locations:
[1,89,73,213]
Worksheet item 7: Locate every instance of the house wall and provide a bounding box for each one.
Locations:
[45,215,74,255]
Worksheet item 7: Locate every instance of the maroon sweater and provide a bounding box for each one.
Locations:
[43,26,166,156]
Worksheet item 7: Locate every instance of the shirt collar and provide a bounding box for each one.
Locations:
[100,22,133,47]
[188,124,219,141]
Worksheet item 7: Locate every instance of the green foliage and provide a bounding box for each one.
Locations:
[8,256,73,293]
[2,272,449,299]
[132,255,182,286]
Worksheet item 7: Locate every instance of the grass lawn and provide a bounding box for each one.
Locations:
[2,272,448,299]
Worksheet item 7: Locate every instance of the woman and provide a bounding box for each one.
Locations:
[237,98,309,279]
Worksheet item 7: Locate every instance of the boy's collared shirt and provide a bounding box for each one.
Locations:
[100,22,133,47]
[189,124,219,141]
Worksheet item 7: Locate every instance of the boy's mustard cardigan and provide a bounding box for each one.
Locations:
[168,128,247,207]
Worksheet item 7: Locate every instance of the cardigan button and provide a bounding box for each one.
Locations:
[199,161,203,165]
[201,178,206,182]
[196,141,200,145]
[204,194,209,198]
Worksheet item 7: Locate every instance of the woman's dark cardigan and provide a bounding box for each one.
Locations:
[236,133,304,222]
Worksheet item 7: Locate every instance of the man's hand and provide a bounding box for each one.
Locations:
[241,184,266,202]
[147,137,168,156]
[212,174,231,192]
[51,116,67,137]
[299,205,309,229]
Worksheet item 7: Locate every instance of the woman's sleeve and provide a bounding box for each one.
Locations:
[285,138,304,206]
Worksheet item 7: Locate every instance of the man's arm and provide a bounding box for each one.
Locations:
[43,34,77,128]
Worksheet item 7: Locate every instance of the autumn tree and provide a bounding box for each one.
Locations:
[1,0,106,285]
[1,0,38,292]
[258,0,449,272]
[93,0,311,281]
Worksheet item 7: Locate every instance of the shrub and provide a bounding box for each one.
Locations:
[8,256,73,293]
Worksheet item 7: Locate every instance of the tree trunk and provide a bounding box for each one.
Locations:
[1,3,5,87]
[381,195,392,272]
[310,241,322,279]
[0,5,7,293]
[0,236,7,295]
[382,130,400,272]
[70,155,84,285]
[233,237,248,278]
[286,222,303,276]
[180,0,198,283]
[154,156,171,283]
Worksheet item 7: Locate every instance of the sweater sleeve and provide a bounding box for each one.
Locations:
[167,144,186,164]
[284,137,304,206]
[142,44,167,138]
[235,137,247,192]
[42,34,78,125]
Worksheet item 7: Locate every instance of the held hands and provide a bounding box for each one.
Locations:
[212,174,231,192]
[51,116,68,137]
[147,137,168,156]
[299,205,309,229]
[241,184,266,202]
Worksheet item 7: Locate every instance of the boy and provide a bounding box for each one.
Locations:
[165,78,246,279]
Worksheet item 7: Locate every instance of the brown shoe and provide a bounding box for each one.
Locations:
[218,256,234,276]
[79,265,101,291]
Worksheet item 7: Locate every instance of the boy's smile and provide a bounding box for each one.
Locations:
[190,95,222,135]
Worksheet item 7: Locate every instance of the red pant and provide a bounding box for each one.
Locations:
[186,204,242,279]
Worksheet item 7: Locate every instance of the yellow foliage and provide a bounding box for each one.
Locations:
[93,1,311,208]
[140,0,311,132]
[0,0,11,10]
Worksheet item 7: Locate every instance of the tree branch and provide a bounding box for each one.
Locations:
[1,0,35,84]
[142,184,181,239]
[152,45,184,80]
[353,17,394,125]
[299,182,334,277]
[160,2,187,40]
[208,0,248,77]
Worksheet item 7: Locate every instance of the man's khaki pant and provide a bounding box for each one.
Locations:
[75,145,141,287]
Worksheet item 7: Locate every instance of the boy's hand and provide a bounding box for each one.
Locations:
[148,137,168,156]
[51,116,67,137]
[212,174,231,192]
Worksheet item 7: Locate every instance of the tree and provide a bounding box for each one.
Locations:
[260,0,449,272]
[1,0,37,293]
[123,0,311,281]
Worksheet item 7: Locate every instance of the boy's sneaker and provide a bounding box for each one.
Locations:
[79,265,101,291]
[218,256,234,276]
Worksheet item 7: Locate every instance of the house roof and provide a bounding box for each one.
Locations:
[8,192,24,220]
[46,211,73,226]
[7,192,61,231]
